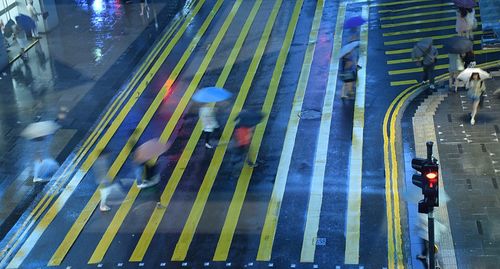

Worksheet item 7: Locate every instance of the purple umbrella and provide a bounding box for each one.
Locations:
[453,0,475,8]
[344,16,366,29]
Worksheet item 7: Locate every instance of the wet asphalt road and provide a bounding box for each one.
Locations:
[2,0,500,268]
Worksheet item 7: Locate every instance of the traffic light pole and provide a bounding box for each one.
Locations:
[428,209,436,269]
[426,141,435,269]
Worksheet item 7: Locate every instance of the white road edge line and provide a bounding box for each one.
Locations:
[344,4,369,265]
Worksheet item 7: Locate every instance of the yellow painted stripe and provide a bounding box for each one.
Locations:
[389,64,448,75]
[383,25,456,37]
[212,0,304,261]
[0,9,188,263]
[390,80,418,86]
[384,31,483,46]
[256,0,334,262]
[381,14,480,29]
[385,40,482,55]
[344,5,369,265]
[129,0,264,262]
[387,48,500,65]
[373,0,434,7]
[298,0,331,262]
[44,0,215,266]
[378,3,452,14]
[171,0,283,261]
[3,4,196,268]
[87,0,240,264]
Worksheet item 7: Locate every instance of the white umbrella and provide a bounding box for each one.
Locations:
[21,121,60,140]
[339,41,360,58]
[457,67,491,82]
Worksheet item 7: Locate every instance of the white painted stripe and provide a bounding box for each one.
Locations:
[344,5,369,265]
[299,2,346,263]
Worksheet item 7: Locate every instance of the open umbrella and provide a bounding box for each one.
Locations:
[192,87,232,103]
[457,67,491,81]
[443,36,473,54]
[21,121,60,140]
[15,14,36,33]
[344,16,366,29]
[453,0,475,8]
[134,139,168,163]
[235,110,265,127]
[339,41,360,58]
[33,158,59,182]
[411,38,433,58]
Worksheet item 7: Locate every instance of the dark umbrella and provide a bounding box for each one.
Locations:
[235,110,265,127]
[3,19,15,38]
[444,36,473,54]
[453,0,475,8]
[15,14,36,32]
[412,38,433,58]
[344,16,366,29]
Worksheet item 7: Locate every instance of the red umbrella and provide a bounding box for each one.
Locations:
[453,0,475,8]
[134,139,168,163]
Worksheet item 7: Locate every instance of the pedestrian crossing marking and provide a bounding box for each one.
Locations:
[293,0,326,261]
[381,14,480,29]
[380,9,458,21]
[47,0,221,266]
[373,0,435,8]
[389,64,448,75]
[171,0,284,261]
[6,0,208,267]
[384,31,483,46]
[383,23,481,37]
[344,5,368,265]
[387,48,500,65]
[87,0,241,264]
[378,3,453,14]
[129,0,263,262]
[212,0,304,261]
[385,40,482,55]
[390,80,418,86]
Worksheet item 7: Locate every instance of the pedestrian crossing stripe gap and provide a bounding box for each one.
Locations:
[129,0,264,262]
[43,0,218,266]
[255,0,333,262]
[379,7,479,21]
[0,5,191,264]
[387,48,500,65]
[381,14,480,29]
[87,0,241,264]
[382,22,482,37]
[378,3,453,14]
[171,0,284,261]
[344,4,369,265]
[4,0,207,267]
[372,0,436,8]
[212,0,304,262]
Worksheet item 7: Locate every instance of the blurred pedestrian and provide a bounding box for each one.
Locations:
[13,23,28,59]
[340,51,358,99]
[463,50,475,68]
[456,7,470,39]
[415,213,447,268]
[26,0,40,38]
[199,104,219,149]
[94,149,112,211]
[464,8,477,40]
[32,153,59,183]
[448,53,465,92]
[412,38,438,89]
[466,72,486,125]
[234,125,255,167]
[134,160,160,189]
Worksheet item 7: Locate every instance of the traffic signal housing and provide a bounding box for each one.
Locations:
[412,157,439,213]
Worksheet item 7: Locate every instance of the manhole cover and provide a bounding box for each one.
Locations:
[298,109,321,120]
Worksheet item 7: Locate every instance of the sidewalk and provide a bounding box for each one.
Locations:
[404,66,500,268]
[0,0,186,240]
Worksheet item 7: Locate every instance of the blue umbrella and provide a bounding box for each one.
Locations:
[344,16,366,29]
[192,87,232,103]
[15,14,36,32]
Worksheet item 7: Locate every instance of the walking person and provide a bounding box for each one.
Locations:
[133,138,167,188]
[340,51,358,99]
[26,0,40,38]
[412,38,438,89]
[463,50,475,68]
[233,110,264,167]
[415,214,447,269]
[13,23,28,59]
[94,150,112,211]
[456,7,470,39]
[199,104,219,149]
[466,72,486,125]
[448,53,465,92]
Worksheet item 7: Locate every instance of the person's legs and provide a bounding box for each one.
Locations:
[424,64,435,87]
[99,186,111,211]
[471,99,480,125]
[204,131,213,148]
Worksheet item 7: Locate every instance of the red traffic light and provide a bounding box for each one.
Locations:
[425,172,438,187]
